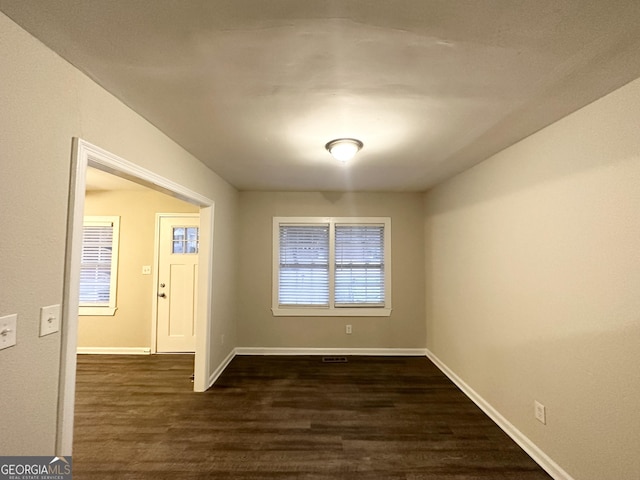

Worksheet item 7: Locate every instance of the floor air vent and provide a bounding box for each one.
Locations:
[322,356,348,363]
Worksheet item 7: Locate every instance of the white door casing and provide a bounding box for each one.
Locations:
[155,214,200,353]
[60,138,215,455]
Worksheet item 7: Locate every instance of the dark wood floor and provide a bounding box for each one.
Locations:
[73,354,552,479]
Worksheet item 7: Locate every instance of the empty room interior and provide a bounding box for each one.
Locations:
[0,2,639,480]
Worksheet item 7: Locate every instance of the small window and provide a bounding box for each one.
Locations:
[272,217,391,316]
[79,216,120,316]
[172,226,199,254]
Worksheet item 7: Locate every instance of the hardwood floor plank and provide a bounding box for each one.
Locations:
[73,355,552,479]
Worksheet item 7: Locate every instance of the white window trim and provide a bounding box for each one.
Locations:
[272,217,392,317]
[79,216,120,316]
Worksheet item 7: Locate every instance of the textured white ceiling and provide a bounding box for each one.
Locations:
[3,0,640,191]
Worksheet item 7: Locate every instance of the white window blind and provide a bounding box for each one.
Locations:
[335,225,385,306]
[273,217,391,316]
[278,224,329,306]
[79,216,120,315]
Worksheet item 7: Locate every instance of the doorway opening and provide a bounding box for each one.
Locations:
[57,139,215,454]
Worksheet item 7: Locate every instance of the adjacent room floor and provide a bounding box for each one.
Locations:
[73,354,552,479]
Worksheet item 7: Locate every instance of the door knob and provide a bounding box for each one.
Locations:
[158,293,166,298]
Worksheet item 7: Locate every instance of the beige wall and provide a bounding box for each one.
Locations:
[238,192,425,349]
[424,78,640,480]
[0,12,238,455]
[79,189,198,349]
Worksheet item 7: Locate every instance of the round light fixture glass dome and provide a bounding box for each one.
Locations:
[325,138,363,162]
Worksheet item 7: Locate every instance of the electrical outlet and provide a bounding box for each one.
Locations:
[40,304,61,337]
[534,400,546,425]
[142,265,152,275]
[346,324,352,334]
[0,314,17,350]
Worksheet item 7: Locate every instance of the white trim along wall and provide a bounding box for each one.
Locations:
[426,350,575,480]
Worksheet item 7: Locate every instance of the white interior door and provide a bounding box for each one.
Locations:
[156,214,200,352]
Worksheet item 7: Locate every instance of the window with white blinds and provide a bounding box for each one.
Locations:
[335,225,385,306]
[79,216,120,316]
[278,225,329,306]
[273,217,391,316]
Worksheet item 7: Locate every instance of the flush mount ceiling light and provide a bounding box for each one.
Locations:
[325,138,363,163]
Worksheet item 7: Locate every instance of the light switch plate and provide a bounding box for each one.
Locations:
[142,265,152,275]
[534,400,546,425]
[0,314,17,350]
[40,304,61,337]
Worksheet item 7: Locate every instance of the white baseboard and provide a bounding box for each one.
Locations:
[77,347,151,355]
[425,349,575,480]
[204,347,425,389]
[207,348,237,389]
[235,347,427,356]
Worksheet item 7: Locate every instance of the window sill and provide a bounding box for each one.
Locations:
[79,306,117,316]
[272,307,392,317]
